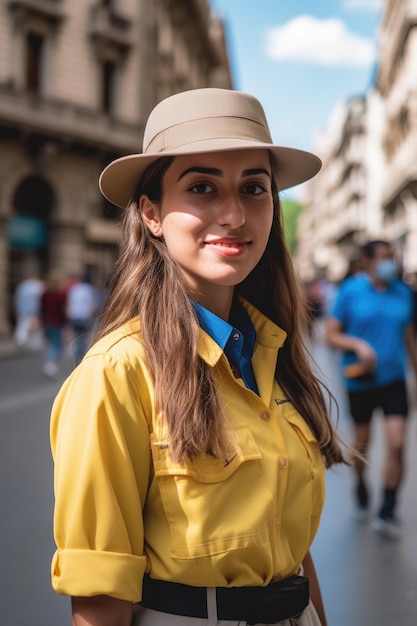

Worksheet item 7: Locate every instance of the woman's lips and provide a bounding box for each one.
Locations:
[204,239,249,257]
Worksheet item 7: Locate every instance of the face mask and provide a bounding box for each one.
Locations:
[375,259,398,284]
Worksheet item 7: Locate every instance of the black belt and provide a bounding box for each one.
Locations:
[141,574,309,624]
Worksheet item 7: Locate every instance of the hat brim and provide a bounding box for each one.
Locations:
[99,140,321,209]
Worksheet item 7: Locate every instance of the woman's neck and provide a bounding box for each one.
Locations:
[190,287,235,321]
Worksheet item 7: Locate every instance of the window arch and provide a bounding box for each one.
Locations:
[13,174,54,220]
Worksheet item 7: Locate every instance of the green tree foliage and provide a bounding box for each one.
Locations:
[281,198,303,257]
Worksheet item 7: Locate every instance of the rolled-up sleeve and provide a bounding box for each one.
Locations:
[50,351,152,602]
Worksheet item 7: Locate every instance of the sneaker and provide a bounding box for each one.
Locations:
[372,515,402,540]
[355,479,369,522]
[42,361,59,378]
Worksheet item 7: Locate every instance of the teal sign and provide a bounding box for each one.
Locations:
[7,216,48,249]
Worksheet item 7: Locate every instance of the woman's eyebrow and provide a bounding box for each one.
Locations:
[242,168,271,178]
[177,167,222,181]
[177,166,271,181]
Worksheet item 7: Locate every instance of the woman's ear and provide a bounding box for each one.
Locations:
[140,195,163,237]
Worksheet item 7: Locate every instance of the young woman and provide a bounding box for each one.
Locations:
[50,88,347,626]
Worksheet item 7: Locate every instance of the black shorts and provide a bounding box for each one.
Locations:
[347,380,409,425]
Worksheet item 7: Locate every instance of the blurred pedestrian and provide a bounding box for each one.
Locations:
[66,270,99,365]
[303,279,324,337]
[319,276,337,318]
[325,240,417,538]
[50,87,349,626]
[40,269,67,377]
[13,269,44,351]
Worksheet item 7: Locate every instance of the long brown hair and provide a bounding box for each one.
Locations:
[96,155,347,467]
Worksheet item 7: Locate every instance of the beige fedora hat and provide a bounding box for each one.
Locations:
[99,88,321,208]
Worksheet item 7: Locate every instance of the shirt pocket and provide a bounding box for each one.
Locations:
[282,406,325,518]
[150,427,273,559]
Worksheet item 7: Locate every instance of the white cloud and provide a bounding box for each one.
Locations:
[265,15,375,68]
[343,0,383,11]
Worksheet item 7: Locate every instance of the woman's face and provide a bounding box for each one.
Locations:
[141,149,274,308]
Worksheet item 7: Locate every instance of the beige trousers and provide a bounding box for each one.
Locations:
[132,591,322,626]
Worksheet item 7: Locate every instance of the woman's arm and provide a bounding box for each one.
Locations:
[325,316,377,369]
[72,595,132,626]
[51,354,151,601]
[302,551,327,626]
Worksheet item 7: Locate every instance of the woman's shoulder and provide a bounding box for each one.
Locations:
[57,319,152,408]
[86,318,145,365]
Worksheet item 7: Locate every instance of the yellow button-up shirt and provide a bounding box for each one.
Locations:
[51,300,325,602]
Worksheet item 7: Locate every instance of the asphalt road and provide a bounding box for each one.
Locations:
[0,351,73,626]
[310,324,417,626]
[0,332,416,626]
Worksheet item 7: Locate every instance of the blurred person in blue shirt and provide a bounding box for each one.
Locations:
[326,240,417,538]
[13,268,44,350]
[66,270,100,365]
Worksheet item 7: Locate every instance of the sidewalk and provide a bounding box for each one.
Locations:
[0,336,79,372]
[0,337,45,360]
[0,337,19,359]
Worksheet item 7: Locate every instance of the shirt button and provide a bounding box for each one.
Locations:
[272,574,282,582]
[260,411,270,422]
[274,515,281,526]
[279,458,288,468]
[233,332,240,341]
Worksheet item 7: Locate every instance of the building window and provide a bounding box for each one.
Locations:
[102,60,116,113]
[13,175,54,221]
[89,2,132,83]
[25,32,44,94]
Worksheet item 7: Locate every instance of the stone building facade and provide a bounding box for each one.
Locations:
[297,96,371,281]
[0,0,232,336]
[297,0,417,283]
[376,0,417,272]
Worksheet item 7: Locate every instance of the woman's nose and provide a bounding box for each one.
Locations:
[216,193,245,228]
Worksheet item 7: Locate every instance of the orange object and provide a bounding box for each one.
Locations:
[344,362,374,379]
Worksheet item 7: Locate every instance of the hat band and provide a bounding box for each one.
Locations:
[145,116,273,154]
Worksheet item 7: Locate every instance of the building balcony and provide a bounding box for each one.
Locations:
[162,0,218,65]
[0,83,142,154]
[323,198,365,245]
[89,4,133,60]
[377,2,417,91]
[8,0,65,27]
[382,132,417,205]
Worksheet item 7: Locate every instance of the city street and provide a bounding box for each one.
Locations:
[0,333,416,626]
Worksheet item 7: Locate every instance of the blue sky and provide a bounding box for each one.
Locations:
[210,0,383,166]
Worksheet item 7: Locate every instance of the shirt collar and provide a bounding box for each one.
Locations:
[197,297,286,357]
[193,298,256,350]
[194,298,259,394]
[193,302,233,351]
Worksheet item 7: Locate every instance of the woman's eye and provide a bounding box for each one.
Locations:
[242,183,267,195]
[189,182,214,194]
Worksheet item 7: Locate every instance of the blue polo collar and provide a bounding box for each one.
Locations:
[193,298,259,395]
